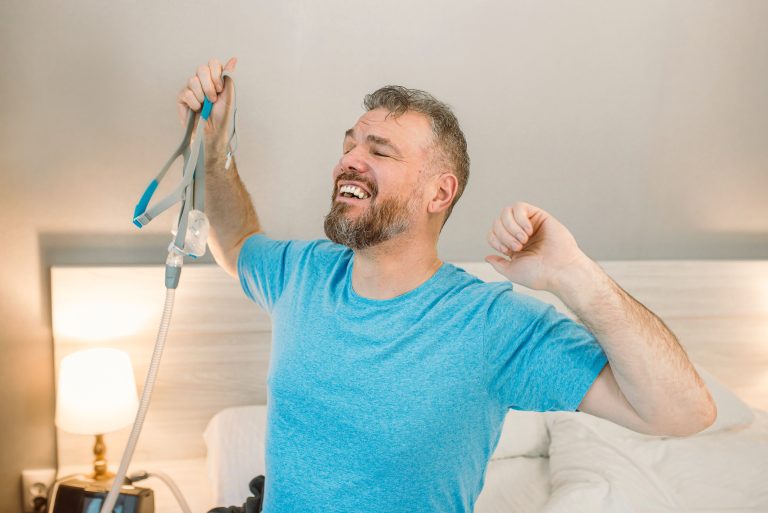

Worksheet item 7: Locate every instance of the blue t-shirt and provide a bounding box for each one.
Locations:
[238,233,608,513]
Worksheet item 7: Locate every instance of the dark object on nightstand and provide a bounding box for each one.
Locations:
[208,475,265,513]
[49,477,154,513]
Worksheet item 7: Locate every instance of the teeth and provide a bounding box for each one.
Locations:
[339,184,369,199]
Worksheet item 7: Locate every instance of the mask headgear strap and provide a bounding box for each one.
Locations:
[132,71,238,258]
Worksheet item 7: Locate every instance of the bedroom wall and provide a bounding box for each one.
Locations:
[1,1,766,510]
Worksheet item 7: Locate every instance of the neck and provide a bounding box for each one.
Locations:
[350,233,442,300]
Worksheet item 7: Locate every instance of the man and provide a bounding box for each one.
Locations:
[178,57,716,513]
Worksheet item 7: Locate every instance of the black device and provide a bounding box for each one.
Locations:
[208,475,265,513]
[49,477,154,513]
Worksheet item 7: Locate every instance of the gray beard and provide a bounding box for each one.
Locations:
[323,194,416,250]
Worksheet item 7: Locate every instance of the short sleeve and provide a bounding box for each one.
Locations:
[484,289,608,412]
[237,233,310,313]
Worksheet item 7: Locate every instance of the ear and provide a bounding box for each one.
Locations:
[427,173,458,215]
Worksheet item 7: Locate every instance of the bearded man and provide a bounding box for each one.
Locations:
[178,57,716,513]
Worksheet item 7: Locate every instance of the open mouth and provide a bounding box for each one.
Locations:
[337,184,371,200]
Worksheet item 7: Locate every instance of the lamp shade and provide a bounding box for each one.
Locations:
[55,348,139,435]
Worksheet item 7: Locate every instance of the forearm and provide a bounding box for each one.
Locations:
[205,145,261,277]
[550,255,715,434]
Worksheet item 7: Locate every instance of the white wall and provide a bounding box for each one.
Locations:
[1,1,766,509]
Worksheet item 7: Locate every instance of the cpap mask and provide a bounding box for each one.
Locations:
[132,70,238,287]
[91,72,238,513]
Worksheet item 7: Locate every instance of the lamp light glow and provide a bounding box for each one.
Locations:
[55,348,138,435]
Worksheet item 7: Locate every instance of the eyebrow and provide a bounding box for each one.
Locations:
[344,129,403,156]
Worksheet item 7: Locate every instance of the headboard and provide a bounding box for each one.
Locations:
[52,260,768,469]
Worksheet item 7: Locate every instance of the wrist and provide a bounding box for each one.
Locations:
[204,136,228,155]
[548,253,604,304]
[204,140,231,166]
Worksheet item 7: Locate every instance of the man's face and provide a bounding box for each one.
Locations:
[324,108,434,249]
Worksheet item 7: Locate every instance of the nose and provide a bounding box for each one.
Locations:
[338,146,371,175]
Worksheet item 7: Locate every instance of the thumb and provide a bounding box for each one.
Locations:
[224,57,237,72]
[485,255,511,276]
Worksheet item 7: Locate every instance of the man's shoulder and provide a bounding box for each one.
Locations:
[242,234,350,260]
[441,265,552,317]
[436,264,520,311]
[295,237,351,263]
[442,263,513,295]
[237,235,352,286]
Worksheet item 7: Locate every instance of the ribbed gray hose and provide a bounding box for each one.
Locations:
[99,287,176,513]
[148,470,192,513]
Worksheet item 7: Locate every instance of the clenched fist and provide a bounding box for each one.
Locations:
[485,202,588,292]
[176,57,237,148]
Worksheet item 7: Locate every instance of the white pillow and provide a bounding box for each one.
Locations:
[543,409,768,513]
[540,365,766,513]
[203,404,268,507]
[491,410,549,460]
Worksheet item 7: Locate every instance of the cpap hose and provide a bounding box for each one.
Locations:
[102,72,237,513]
[127,469,193,513]
[147,470,193,513]
[99,258,180,513]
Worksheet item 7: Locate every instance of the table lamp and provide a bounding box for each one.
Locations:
[55,348,139,481]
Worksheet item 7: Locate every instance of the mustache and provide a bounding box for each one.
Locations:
[334,171,378,197]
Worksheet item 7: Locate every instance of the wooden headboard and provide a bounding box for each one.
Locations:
[52,260,768,469]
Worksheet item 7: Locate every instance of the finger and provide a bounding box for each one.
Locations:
[209,58,224,92]
[181,88,202,111]
[176,100,188,127]
[223,56,237,72]
[487,229,508,254]
[196,64,218,102]
[494,218,524,252]
[187,75,206,104]
[488,229,511,255]
[500,207,529,245]
[512,203,535,236]
[176,88,190,125]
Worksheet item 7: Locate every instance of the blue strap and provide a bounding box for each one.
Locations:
[133,179,159,227]
[201,98,213,120]
[134,72,236,231]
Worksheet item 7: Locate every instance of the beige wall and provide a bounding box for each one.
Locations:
[1,1,766,510]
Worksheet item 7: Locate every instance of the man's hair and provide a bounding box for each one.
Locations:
[363,85,470,227]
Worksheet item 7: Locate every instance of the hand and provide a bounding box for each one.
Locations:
[176,57,238,146]
[485,202,588,291]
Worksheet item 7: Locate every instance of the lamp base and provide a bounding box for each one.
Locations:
[49,477,154,513]
[88,470,115,482]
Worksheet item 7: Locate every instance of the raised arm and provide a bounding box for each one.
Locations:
[485,202,716,437]
[177,57,261,278]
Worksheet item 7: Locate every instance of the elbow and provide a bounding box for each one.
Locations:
[691,390,718,434]
[654,397,717,437]
[696,397,718,433]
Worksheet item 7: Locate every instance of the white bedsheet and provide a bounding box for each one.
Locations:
[542,409,768,513]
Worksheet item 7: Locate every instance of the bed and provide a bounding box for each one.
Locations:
[51,260,768,512]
